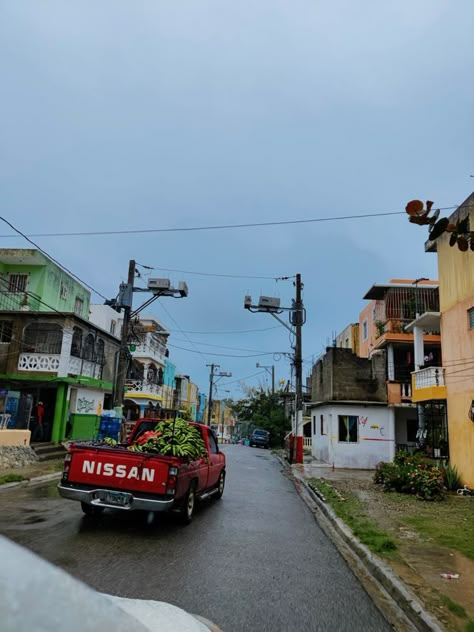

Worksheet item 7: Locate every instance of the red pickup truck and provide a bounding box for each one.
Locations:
[58,419,226,524]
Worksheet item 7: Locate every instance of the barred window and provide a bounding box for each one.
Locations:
[8,274,27,293]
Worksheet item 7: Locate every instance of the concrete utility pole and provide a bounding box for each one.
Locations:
[294,273,304,465]
[206,364,232,426]
[113,260,136,409]
[207,363,219,426]
[244,274,305,464]
[112,260,189,410]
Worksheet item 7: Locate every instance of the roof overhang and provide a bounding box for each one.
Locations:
[124,394,163,403]
[405,312,441,332]
[363,282,438,300]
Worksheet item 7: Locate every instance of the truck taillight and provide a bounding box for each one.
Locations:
[167,467,178,495]
[62,453,72,480]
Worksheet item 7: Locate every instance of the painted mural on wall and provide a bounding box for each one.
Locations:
[73,388,104,416]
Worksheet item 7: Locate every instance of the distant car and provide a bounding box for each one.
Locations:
[249,429,270,449]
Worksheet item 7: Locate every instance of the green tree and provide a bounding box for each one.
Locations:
[231,389,290,447]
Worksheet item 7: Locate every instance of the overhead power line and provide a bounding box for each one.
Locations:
[0,207,461,239]
[0,215,108,300]
[165,325,282,335]
[167,343,276,358]
[136,263,292,281]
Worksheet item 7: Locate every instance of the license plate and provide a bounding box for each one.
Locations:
[97,490,131,506]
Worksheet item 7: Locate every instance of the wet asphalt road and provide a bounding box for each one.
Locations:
[0,446,390,632]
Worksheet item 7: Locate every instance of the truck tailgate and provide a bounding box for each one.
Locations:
[68,448,171,493]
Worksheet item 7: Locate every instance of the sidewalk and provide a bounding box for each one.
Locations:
[292,454,474,632]
[0,459,63,487]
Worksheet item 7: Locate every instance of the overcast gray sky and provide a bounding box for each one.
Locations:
[1,1,473,398]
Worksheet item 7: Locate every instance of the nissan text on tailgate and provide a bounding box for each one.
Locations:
[58,419,225,524]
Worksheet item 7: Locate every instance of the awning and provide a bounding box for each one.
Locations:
[124,394,163,404]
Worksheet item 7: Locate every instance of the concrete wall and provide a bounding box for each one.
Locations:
[311,404,395,468]
[311,347,387,403]
[89,305,120,338]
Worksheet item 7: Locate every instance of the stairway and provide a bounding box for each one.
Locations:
[31,442,67,462]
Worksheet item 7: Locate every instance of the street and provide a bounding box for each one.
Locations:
[0,446,390,632]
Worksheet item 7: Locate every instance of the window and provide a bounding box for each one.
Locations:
[8,274,27,293]
[372,306,377,322]
[60,283,68,300]
[338,415,358,443]
[71,327,83,358]
[320,414,326,435]
[313,415,317,435]
[23,323,63,354]
[74,297,84,316]
[469,307,474,330]
[110,320,116,336]
[362,320,368,341]
[95,339,105,365]
[208,430,219,454]
[82,333,95,361]
[0,320,13,343]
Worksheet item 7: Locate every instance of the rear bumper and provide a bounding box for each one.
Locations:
[58,483,175,512]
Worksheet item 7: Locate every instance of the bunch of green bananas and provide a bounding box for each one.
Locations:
[131,419,207,461]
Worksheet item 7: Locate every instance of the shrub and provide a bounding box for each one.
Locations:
[442,463,462,491]
[374,456,445,500]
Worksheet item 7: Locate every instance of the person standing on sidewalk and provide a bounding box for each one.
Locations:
[32,401,45,442]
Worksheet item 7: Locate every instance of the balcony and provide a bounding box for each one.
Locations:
[18,352,103,379]
[411,367,447,403]
[18,353,60,372]
[125,379,163,397]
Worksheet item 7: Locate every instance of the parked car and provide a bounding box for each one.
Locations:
[249,429,270,449]
[58,419,226,524]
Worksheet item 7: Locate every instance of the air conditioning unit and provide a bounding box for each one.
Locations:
[147,278,171,291]
[258,296,280,310]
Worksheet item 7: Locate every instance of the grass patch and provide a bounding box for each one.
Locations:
[465,621,474,632]
[0,473,25,485]
[405,500,474,560]
[441,595,467,619]
[308,479,397,556]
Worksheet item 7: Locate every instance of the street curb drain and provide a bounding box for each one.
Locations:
[276,456,444,632]
[0,472,61,493]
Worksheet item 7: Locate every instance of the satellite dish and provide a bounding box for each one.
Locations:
[405,200,425,217]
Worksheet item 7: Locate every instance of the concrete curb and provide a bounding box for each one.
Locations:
[276,455,444,632]
[0,471,61,493]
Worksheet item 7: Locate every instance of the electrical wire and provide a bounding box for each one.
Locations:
[0,206,461,239]
[170,338,284,354]
[164,325,283,335]
[167,343,276,358]
[136,263,292,281]
[0,215,108,300]
[156,302,211,365]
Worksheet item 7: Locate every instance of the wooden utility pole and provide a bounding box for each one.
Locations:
[113,259,135,409]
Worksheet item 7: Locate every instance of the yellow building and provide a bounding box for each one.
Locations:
[410,193,474,484]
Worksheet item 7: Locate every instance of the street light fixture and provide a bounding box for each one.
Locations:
[244,274,305,464]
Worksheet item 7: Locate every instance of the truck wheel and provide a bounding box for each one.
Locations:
[81,502,104,517]
[180,483,196,525]
[215,471,225,500]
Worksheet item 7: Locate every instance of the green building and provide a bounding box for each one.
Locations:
[0,249,120,443]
